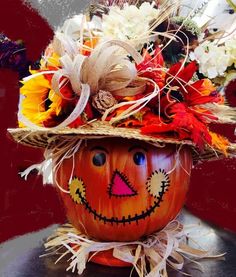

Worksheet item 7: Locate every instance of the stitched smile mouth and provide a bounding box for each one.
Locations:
[75,181,169,225]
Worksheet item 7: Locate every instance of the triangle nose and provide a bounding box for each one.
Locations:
[109,170,137,197]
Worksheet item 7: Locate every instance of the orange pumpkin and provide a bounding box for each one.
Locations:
[55,138,192,242]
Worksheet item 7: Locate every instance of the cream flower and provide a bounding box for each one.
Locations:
[59,14,102,41]
[192,41,231,78]
[102,3,159,49]
[225,37,236,67]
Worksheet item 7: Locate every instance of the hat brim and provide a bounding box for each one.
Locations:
[7,121,235,163]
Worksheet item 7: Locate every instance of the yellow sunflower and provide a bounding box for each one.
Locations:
[40,48,61,70]
[19,73,63,127]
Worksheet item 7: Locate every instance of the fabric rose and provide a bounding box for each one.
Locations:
[92,90,117,114]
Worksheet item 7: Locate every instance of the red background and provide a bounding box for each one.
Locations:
[0,0,235,242]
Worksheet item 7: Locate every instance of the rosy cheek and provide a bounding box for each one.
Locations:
[146,169,170,198]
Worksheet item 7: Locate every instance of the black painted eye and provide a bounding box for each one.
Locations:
[92,152,106,166]
[133,152,146,165]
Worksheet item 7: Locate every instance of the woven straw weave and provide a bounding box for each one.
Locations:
[7,121,236,162]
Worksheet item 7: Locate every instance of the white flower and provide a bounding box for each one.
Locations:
[225,37,236,67]
[102,3,159,49]
[60,14,84,39]
[59,14,102,40]
[192,41,231,78]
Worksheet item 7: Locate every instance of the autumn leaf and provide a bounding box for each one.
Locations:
[209,131,229,156]
[184,79,223,106]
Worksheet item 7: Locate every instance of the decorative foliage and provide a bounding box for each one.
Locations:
[15,0,236,156]
[172,16,201,37]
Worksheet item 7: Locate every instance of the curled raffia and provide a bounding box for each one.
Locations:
[43,220,224,277]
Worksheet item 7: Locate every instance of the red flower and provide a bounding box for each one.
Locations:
[165,61,198,87]
[137,47,165,88]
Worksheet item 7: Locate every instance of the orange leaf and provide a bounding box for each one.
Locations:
[209,131,229,156]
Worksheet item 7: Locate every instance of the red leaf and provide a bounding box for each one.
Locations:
[68,116,84,128]
[142,103,212,149]
[184,79,222,106]
[141,118,173,134]
[68,102,94,128]
[169,103,212,149]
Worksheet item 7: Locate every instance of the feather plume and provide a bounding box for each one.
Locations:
[198,103,236,124]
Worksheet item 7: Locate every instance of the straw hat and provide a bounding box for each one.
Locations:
[8,1,236,163]
[7,120,236,163]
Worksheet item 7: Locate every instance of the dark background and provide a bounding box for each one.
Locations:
[0,0,236,243]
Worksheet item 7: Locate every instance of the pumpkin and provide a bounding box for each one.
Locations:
[55,138,193,242]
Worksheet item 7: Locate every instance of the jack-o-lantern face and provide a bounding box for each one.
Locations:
[55,138,192,241]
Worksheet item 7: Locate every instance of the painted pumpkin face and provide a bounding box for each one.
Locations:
[55,138,192,241]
